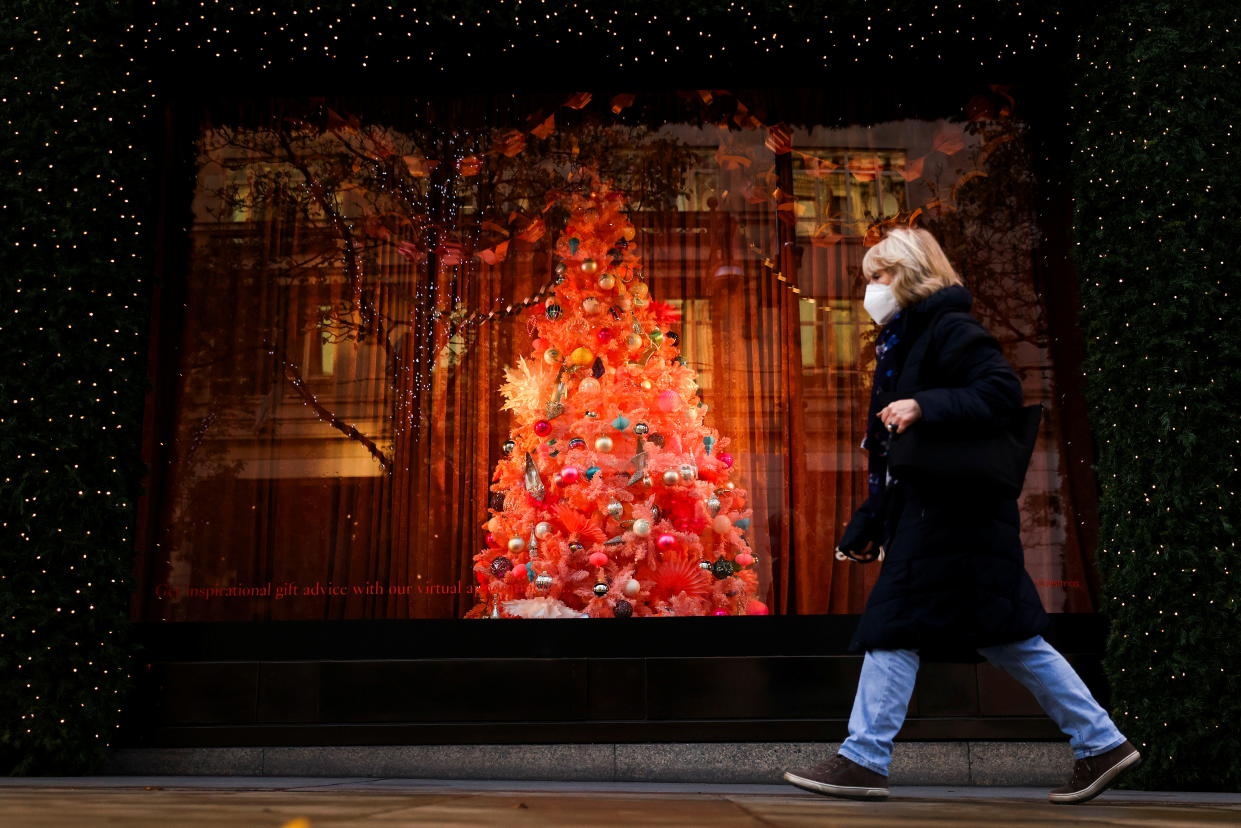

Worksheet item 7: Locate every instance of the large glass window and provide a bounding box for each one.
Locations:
[135,89,1096,620]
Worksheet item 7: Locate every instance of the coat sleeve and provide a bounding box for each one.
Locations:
[911,313,1022,425]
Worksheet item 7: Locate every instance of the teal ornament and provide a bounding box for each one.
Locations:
[585,465,601,481]
[568,237,581,255]
[735,518,752,530]
[703,436,715,455]
[613,415,631,431]
[525,562,536,582]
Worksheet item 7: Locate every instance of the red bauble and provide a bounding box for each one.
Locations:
[655,533,677,551]
[534,420,552,436]
[736,552,755,567]
[589,551,609,567]
[485,533,498,548]
[596,328,615,344]
[559,466,580,485]
[718,452,734,468]
[746,600,770,616]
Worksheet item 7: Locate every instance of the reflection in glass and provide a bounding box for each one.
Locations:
[135,91,1096,621]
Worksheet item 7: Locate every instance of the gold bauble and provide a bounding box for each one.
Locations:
[568,346,595,366]
[595,436,614,453]
[598,275,616,290]
[581,259,599,274]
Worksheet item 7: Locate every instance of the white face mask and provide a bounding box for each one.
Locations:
[864,283,900,326]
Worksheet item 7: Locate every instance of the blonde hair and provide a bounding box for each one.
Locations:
[861,227,962,308]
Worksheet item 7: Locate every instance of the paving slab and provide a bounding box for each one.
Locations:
[0,777,1238,827]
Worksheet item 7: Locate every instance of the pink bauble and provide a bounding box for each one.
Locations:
[736,552,755,567]
[746,600,770,616]
[596,328,614,344]
[712,515,732,534]
[558,466,580,485]
[485,532,498,548]
[655,533,677,551]
[657,389,680,412]
[534,419,552,436]
[718,452,734,468]
[588,551,609,567]
[714,609,729,616]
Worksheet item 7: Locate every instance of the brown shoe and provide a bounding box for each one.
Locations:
[783,753,889,800]
[1048,740,1142,804]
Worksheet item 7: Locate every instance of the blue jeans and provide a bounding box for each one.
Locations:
[838,635,1127,776]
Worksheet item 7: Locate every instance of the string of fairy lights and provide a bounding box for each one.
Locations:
[1068,3,1239,769]
[124,1,1065,72]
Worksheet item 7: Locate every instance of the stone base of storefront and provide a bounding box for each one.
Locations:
[99,742,1071,786]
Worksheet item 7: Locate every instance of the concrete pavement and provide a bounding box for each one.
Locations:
[1,776,1239,826]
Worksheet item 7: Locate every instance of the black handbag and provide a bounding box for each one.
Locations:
[884,305,1043,498]
[887,403,1043,498]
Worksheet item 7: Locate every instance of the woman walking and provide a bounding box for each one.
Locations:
[781,227,1140,804]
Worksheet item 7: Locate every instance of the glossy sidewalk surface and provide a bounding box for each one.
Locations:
[1,777,1239,826]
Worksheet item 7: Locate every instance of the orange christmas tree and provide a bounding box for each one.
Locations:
[466,182,767,619]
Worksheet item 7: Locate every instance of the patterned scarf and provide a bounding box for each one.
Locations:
[861,309,913,498]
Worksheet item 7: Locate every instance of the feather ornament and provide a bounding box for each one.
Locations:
[553,504,606,545]
[500,356,556,414]
[502,597,581,619]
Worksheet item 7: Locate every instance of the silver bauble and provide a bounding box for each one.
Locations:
[606,500,624,519]
[535,573,554,591]
[534,521,553,539]
[679,464,696,481]
[662,470,680,486]
[632,518,652,537]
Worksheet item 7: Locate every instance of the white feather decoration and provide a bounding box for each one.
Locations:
[502,596,582,619]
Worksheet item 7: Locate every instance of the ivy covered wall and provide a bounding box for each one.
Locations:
[1071,0,1240,791]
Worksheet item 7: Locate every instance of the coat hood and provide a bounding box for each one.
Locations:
[907,284,973,319]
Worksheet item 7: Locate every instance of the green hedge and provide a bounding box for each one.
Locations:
[2,0,1237,789]
[0,1,152,774]
[1072,0,1241,790]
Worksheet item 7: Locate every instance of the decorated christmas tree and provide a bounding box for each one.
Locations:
[467,181,767,619]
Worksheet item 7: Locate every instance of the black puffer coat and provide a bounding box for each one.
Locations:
[849,285,1049,659]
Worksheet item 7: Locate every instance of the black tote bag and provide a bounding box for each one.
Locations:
[887,403,1043,498]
